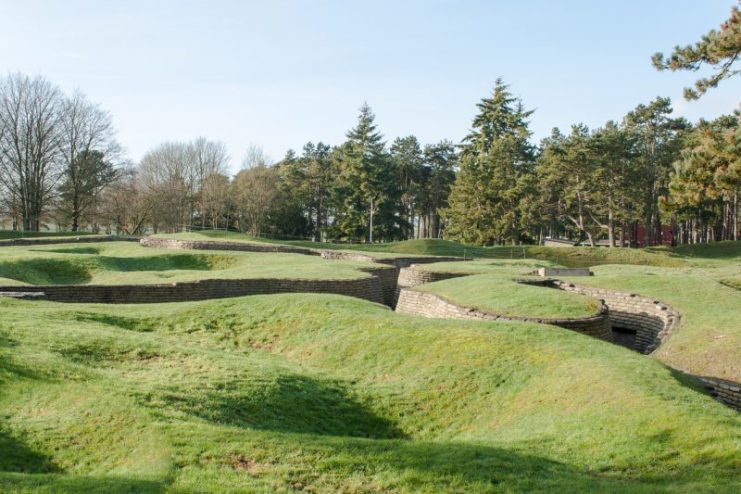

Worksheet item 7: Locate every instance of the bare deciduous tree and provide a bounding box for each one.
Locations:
[0,73,65,231]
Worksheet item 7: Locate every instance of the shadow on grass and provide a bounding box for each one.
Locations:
[0,259,92,285]
[157,374,407,439]
[97,254,234,272]
[226,432,738,493]
[0,473,166,494]
[72,313,152,332]
[0,431,60,474]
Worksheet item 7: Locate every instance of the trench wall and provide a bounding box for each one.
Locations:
[0,276,386,305]
[140,237,319,255]
[396,285,612,341]
[552,281,680,354]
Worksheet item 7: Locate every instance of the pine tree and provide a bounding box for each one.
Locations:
[442,79,535,245]
[390,135,423,238]
[653,2,741,99]
[332,103,403,242]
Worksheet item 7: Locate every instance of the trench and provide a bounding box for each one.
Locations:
[1,237,738,412]
[394,266,741,412]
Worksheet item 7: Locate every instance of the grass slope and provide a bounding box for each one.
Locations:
[0,242,378,286]
[0,295,739,493]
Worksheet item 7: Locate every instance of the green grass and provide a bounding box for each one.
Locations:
[0,242,382,286]
[408,260,599,319]
[0,294,739,493]
[559,264,741,382]
[417,275,599,319]
[0,231,99,240]
[164,231,740,267]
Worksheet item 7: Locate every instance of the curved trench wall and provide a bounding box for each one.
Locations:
[0,275,386,305]
[141,238,462,307]
[396,267,740,412]
[140,237,319,255]
[395,268,612,341]
[551,280,680,354]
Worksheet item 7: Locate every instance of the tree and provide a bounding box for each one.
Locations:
[443,79,535,245]
[390,136,423,238]
[624,98,688,245]
[97,166,150,235]
[417,140,457,238]
[653,2,741,100]
[664,114,740,242]
[58,150,117,231]
[138,142,194,232]
[0,73,64,231]
[192,137,229,228]
[232,163,280,236]
[332,103,403,242]
[58,92,121,231]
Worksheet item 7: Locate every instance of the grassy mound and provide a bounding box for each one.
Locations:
[0,294,738,493]
[417,274,599,319]
[408,260,598,319]
[0,242,379,286]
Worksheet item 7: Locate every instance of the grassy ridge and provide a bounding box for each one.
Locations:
[410,260,599,319]
[166,231,740,267]
[0,242,379,286]
[0,294,739,492]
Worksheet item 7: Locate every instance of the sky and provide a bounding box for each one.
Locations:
[1,0,739,173]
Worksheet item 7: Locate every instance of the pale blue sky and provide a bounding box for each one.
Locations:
[2,1,739,171]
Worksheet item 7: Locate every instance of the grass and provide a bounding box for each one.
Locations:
[559,263,741,382]
[0,230,99,240]
[0,242,382,286]
[0,294,739,493]
[162,231,740,267]
[410,260,599,319]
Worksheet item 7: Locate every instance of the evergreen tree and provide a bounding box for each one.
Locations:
[623,98,688,245]
[332,103,404,241]
[665,114,740,242]
[653,2,741,100]
[390,135,423,238]
[418,141,457,238]
[442,79,535,245]
[58,150,117,231]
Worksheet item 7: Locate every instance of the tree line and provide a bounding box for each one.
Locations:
[0,73,738,246]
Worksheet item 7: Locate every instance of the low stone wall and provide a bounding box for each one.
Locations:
[396,288,612,341]
[396,267,468,289]
[553,281,680,354]
[699,377,741,412]
[140,237,319,255]
[0,276,386,305]
[0,236,138,247]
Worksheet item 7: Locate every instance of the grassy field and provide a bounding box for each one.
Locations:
[0,294,739,493]
[0,242,379,286]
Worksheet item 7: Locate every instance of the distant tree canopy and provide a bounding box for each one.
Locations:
[0,73,737,245]
[653,2,741,100]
